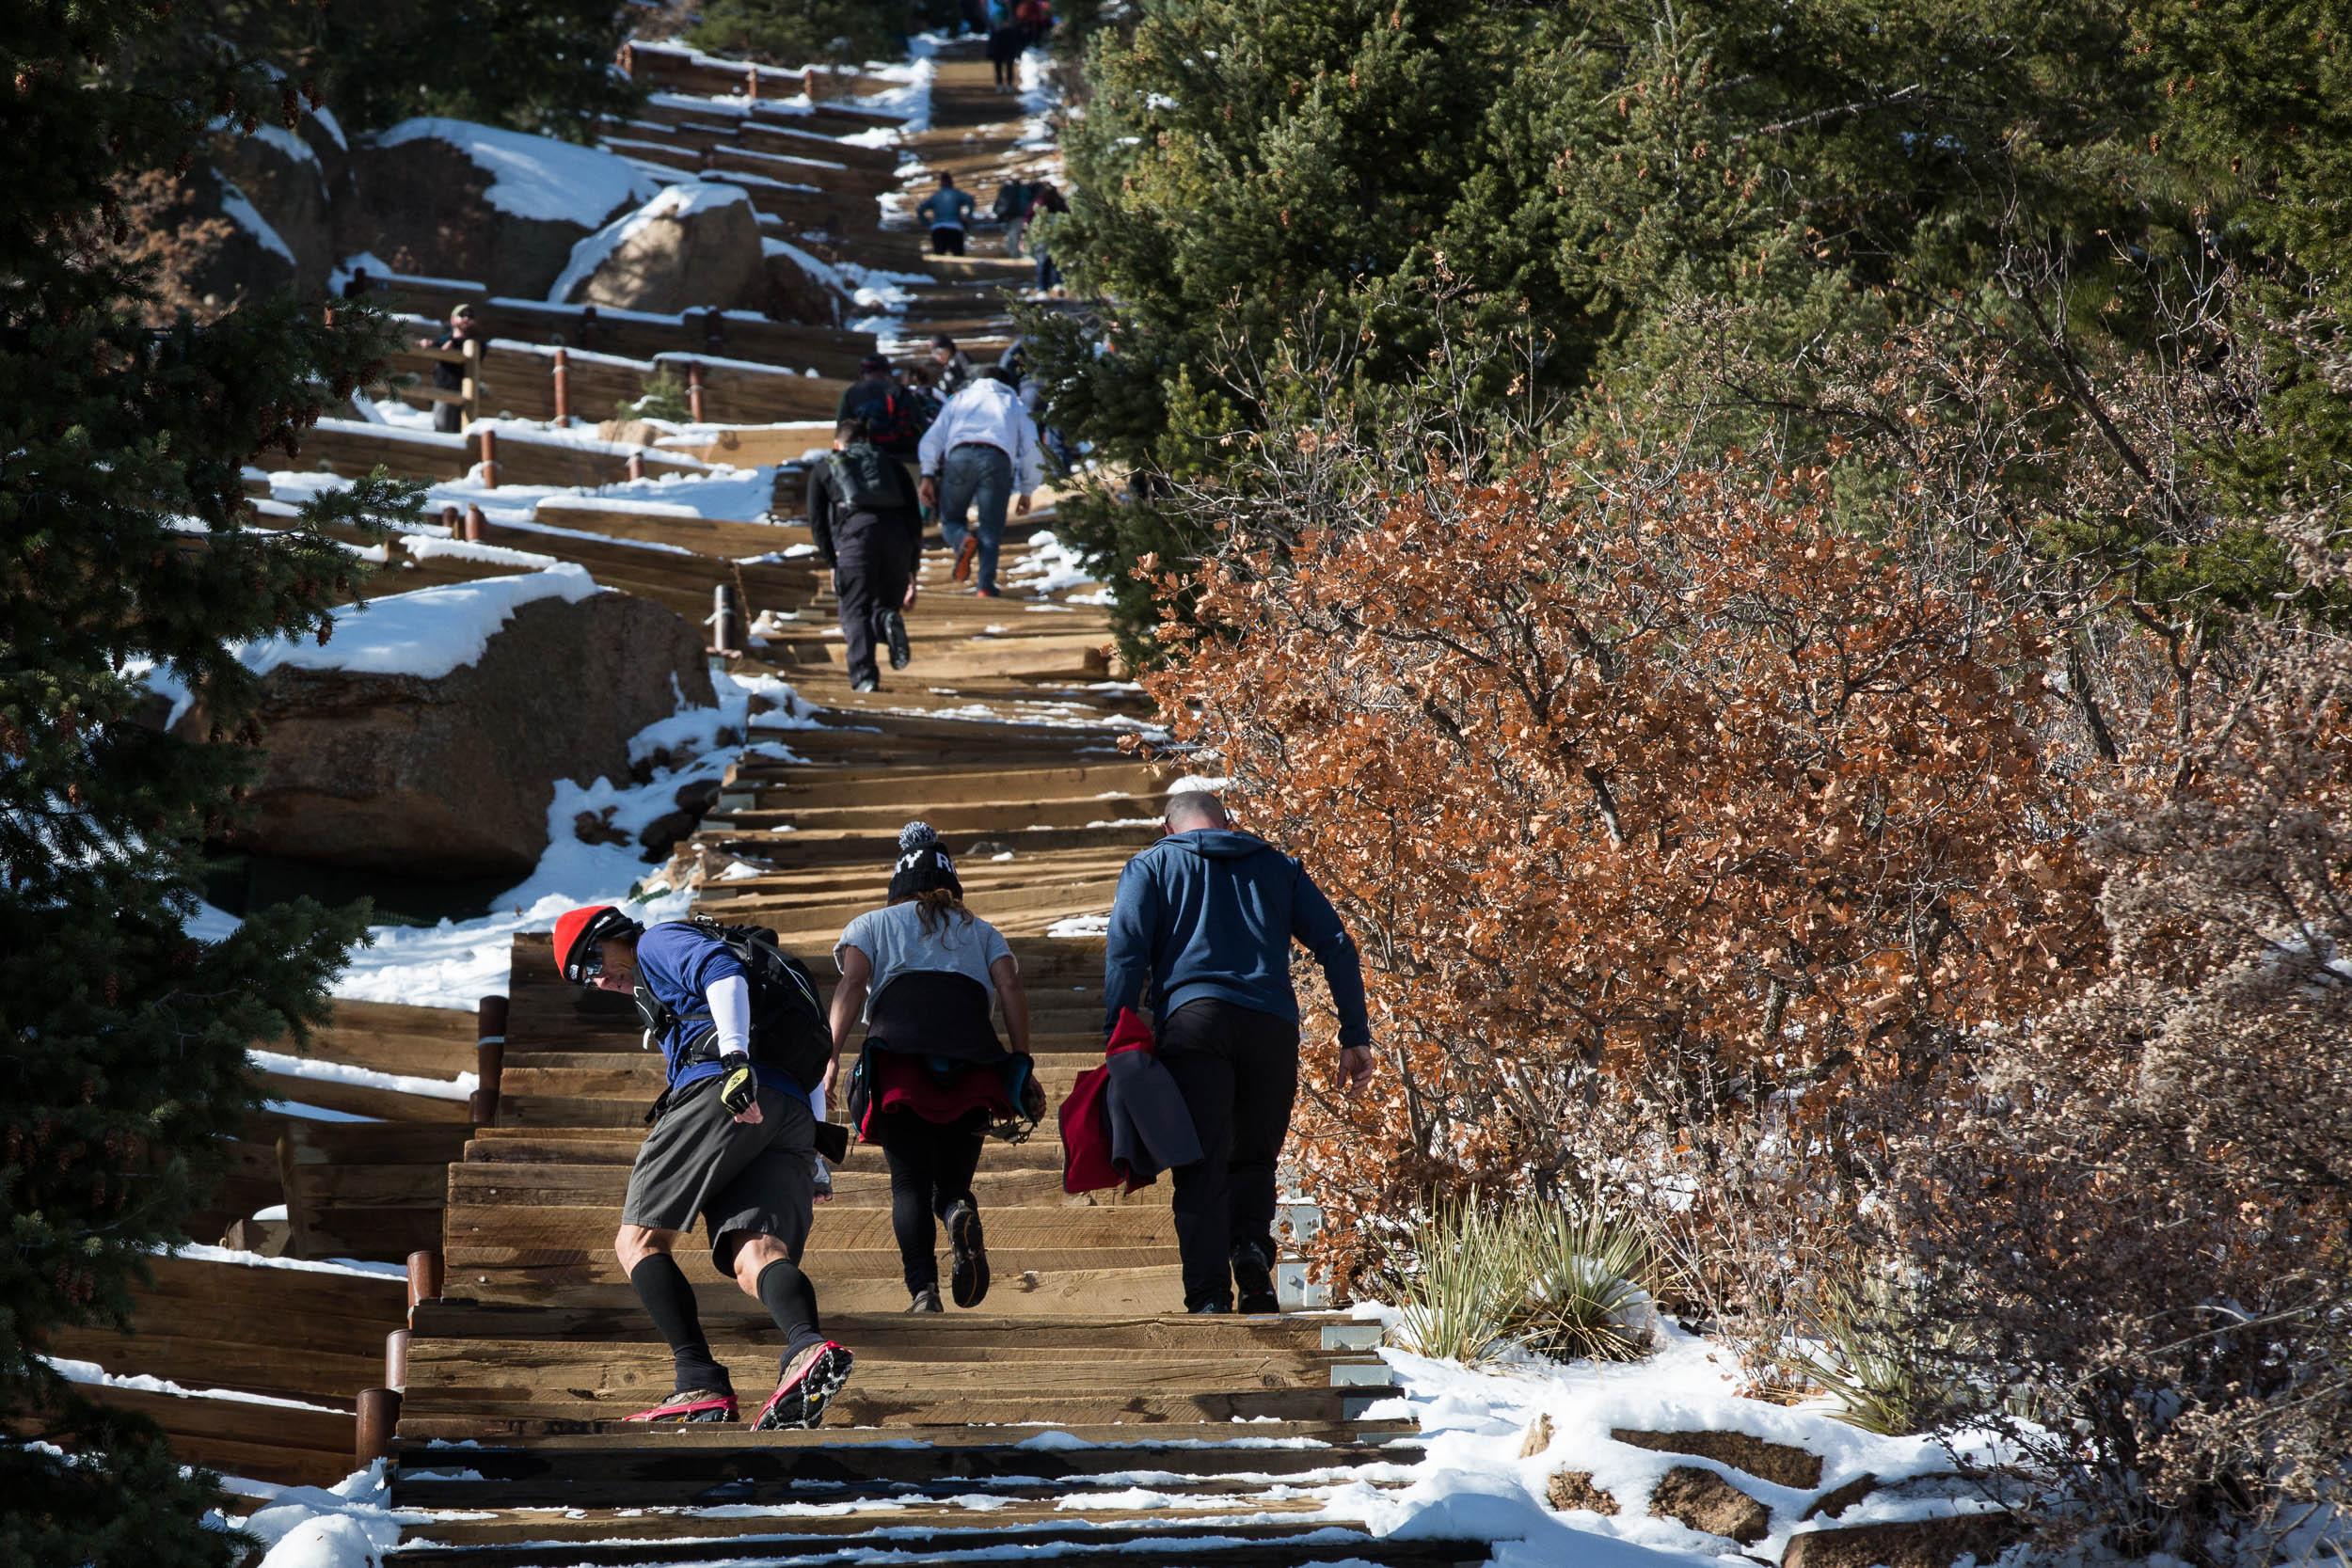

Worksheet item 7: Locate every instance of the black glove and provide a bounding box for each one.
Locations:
[717,1055,758,1117]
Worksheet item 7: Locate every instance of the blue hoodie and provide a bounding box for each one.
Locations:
[1102,830,1372,1047]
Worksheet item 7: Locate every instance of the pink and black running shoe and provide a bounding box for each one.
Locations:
[753,1340,854,1431]
[623,1388,739,1424]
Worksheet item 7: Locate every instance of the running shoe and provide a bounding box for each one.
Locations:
[952,533,979,582]
[753,1340,854,1431]
[624,1387,738,1424]
[946,1200,991,1309]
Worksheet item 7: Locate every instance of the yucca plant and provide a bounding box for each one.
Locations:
[1796,1275,1965,1435]
[1388,1194,1661,1366]
[1514,1202,1662,1363]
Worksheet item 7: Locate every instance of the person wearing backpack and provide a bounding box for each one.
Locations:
[833,824,1042,1312]
[808,415,924,692]
[552,906,856,1430]
[991,179,1033,258]
[835,356,926,461]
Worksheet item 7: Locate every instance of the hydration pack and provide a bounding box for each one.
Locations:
[826,443,908,513]
[633,916,831,1092]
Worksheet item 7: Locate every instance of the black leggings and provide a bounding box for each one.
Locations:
[875,1110,985,1291]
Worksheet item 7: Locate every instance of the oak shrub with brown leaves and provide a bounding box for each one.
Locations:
[1141,427,2351,1555]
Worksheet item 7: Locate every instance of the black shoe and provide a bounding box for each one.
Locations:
[907,1286,943,1314]
[850,674,880,692]
[1186,1300,1230,1314]
[946,1200,991,1308]
[882,610,912,670]
[1232,1242,1280,1315]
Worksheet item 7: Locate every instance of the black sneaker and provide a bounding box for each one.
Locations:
[850,674,881,693]
[1232,1241,1279,1315]
[882,609,912,670]
[946,1200,991,1308]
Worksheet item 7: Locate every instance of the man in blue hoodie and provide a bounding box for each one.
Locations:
[1101,791,1375,1313]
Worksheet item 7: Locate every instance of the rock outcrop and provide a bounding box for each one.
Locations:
[1780,1513,2019,1568]
[343,119,656,297]
[222,590,712,879]
[1611,1427,1824,1490]
[1646,1465,1774,1545]
[554,183,767,314]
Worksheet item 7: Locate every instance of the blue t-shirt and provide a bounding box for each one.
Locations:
[635,922,797,1093]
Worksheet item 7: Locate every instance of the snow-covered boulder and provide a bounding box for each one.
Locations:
[343,119,660,297]
[115,164,300,319]
[552,182,766,315]
[759,236,851,325]
[194,569,716,879]
[213,122,338,293]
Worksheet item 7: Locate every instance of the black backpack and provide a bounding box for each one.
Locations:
[826,444,907,513]
[843,383,927,452]
[636,916,831,1092]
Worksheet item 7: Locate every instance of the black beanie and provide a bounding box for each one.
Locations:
[888,820,961,901]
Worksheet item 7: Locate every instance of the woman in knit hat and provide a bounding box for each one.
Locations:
[831,822,1041,1311]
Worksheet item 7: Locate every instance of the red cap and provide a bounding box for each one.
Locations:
[553,905,636,983]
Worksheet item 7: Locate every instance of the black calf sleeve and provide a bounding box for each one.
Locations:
[629,1253,726,1391]
[755,1258,825,1355]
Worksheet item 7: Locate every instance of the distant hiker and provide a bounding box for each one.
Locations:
[991,178,1034,257]
[916,173,977,257]
[341,265,373,301]
[917,367,1042,598]
[1026,182,1069,293]
[1017,0,1055,48]
[417,303,480,434]
[836,354,928,460]
[987,16,1024,90]
[552,906,856,1429]
[929,333,977,397]
[1101,791,1375,1314]
[834,823,1042,1313]
[808,414,923,693]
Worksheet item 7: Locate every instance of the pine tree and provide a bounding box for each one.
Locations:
[2,3,417,1559]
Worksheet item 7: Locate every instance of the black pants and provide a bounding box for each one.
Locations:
[930,225,966,256]
[989,27,1022,86]
[834,511,916,684]
[875,1109,984,1292]
[1158,1000,1300,1310]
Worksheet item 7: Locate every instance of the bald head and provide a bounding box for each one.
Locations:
[1164,790,1230,832]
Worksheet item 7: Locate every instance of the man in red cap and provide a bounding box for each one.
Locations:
[551,905,851,1429]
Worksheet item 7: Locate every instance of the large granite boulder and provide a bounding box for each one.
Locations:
[114,164,299,322]
[343,119,657,297]
[211,120,342,293]
[759,236,850,325]
[553,182,767,314]
[214,572,713,879]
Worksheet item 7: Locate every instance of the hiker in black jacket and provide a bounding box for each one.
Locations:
[808,415,923,692]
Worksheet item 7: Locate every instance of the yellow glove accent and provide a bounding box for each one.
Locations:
[718,1058,758,1117]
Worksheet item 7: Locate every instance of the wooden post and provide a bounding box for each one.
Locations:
[384,1329,410,1392]
[626,451,644,482]
[438,503,460,532]
[746,66,759,103]
[273,1128,318,1259]
[462,503,485,543]
[478,426,498,489]
[461,338,482,427]
[579,304,598,350]
[702,308,725,350]
[619,41,635,76]
[710,582,741,657]
[472,1034,503,1129]
[551,346,570,423]
[406,1249,442,1322]
[356,1386,402,1469]
[687,360,706,423]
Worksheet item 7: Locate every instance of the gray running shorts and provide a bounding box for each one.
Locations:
[621,1078,816,1274]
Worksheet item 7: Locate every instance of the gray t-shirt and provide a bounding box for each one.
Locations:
[835,902,1014,1021]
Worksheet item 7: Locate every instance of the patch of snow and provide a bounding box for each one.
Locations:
[1046,914,1111,939]
[41,1356,346,1414]
[218,182,297,265]
[246,1048,476,1103]
[550,181,755,302]
[237,565,598,682]
[373,119,660,226]
[1002,529,1102,595]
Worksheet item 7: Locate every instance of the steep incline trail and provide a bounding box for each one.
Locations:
[371,37,1494,1568]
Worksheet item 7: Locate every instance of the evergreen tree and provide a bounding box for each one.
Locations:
[1,2,416,1559]
[207,0,642,139]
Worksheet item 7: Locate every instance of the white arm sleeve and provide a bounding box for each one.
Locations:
[707,974,753,1056]
[807,1084,827,1120]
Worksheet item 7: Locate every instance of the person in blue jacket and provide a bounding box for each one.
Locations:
[1100,791,1375,1314]
[551,906,852,1430]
